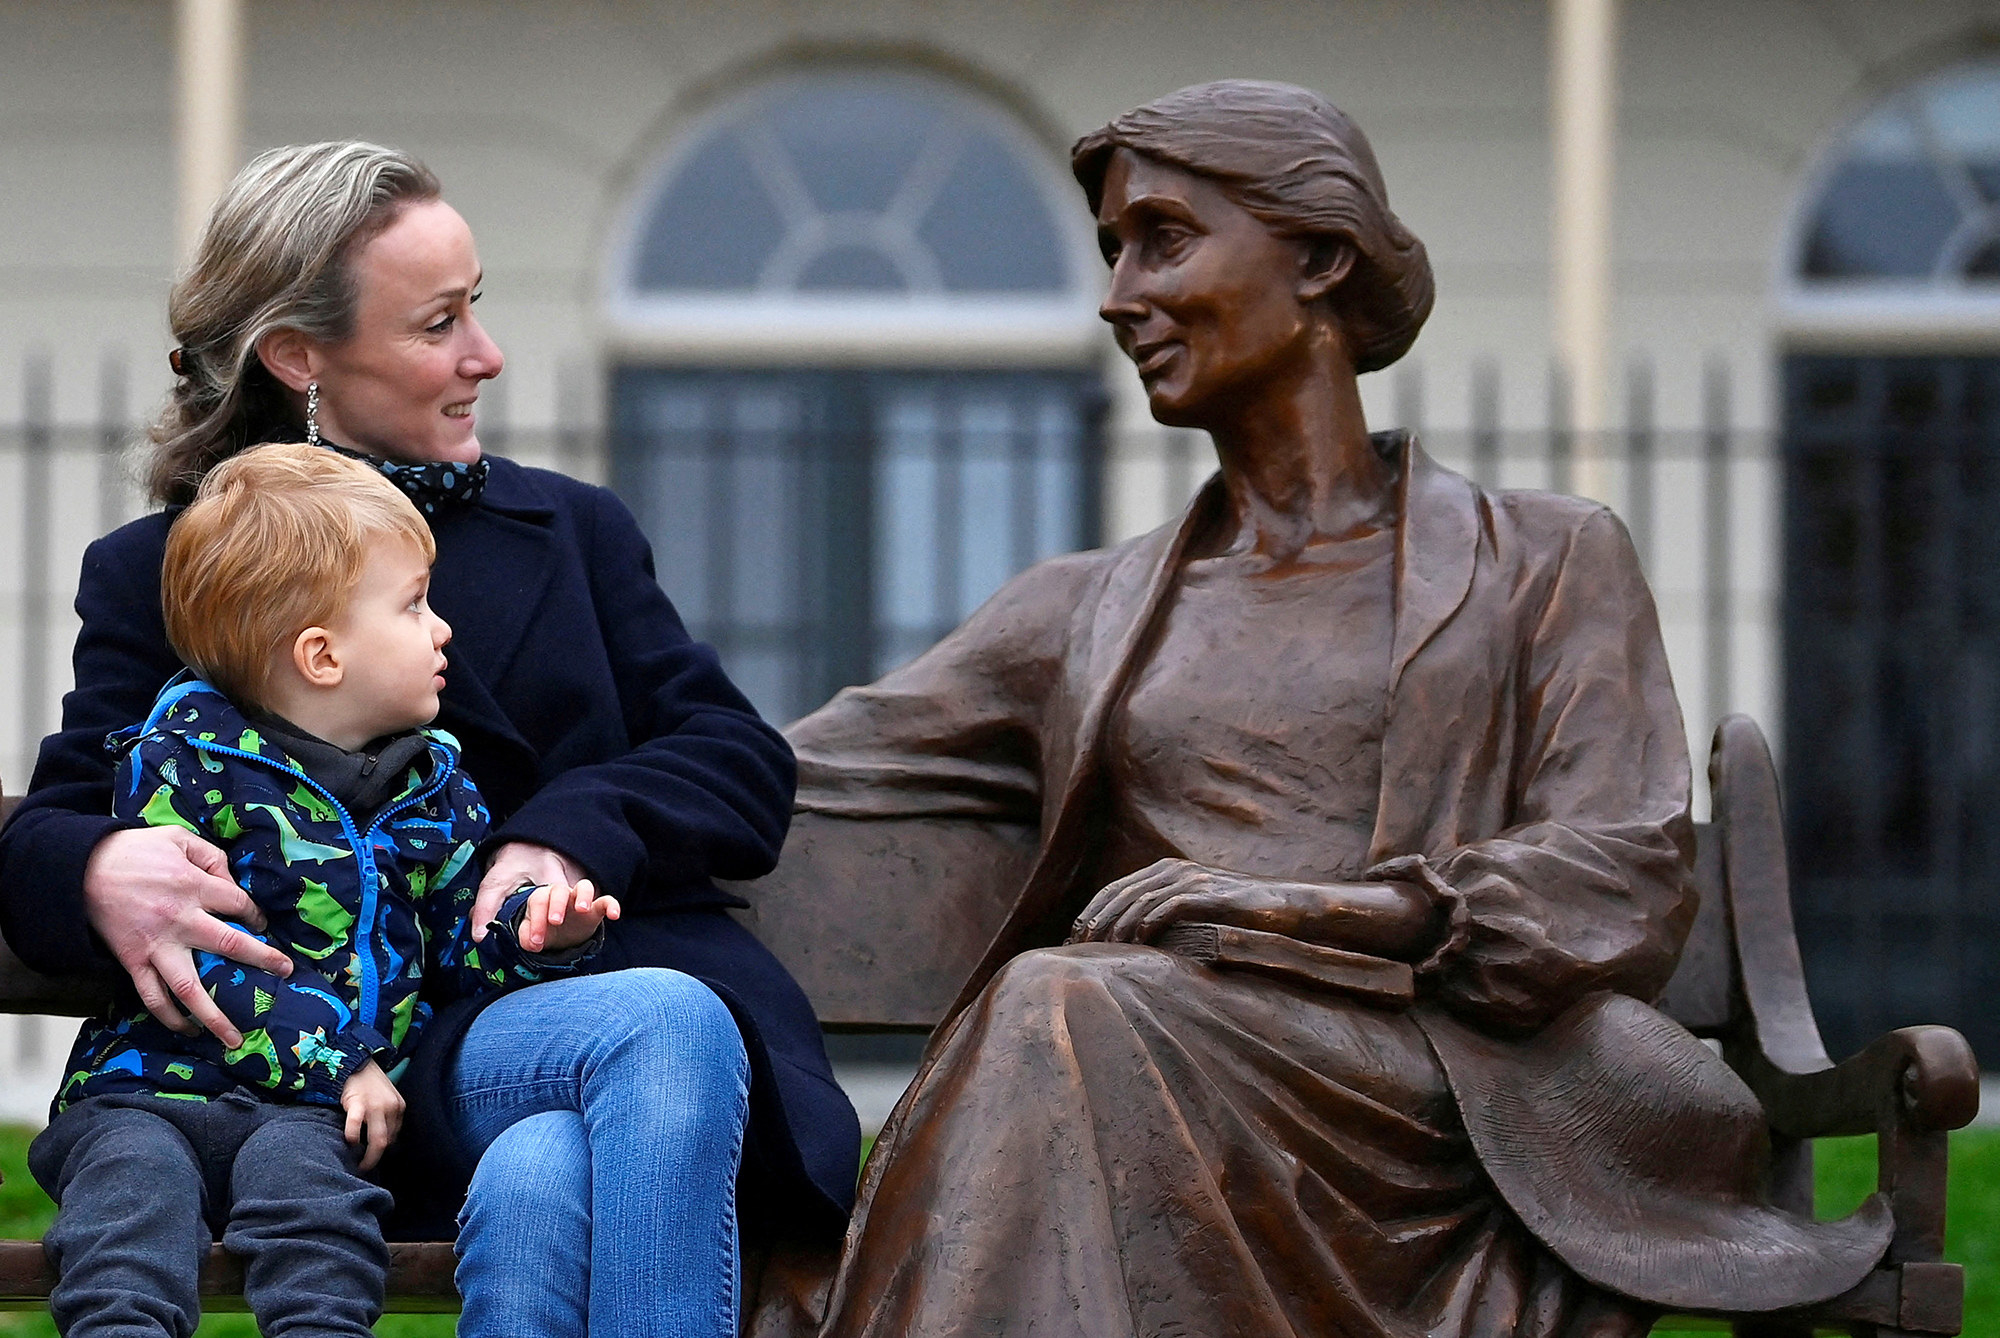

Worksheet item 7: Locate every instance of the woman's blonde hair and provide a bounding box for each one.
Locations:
[147,141,441,506]
[162,443,435,707]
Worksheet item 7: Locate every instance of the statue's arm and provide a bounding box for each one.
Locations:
[728,551,1095,1027]
[1416,505,1697,1033]
[1070,864,1439,961]
[785,550,1096,825]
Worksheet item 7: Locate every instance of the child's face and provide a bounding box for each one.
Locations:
[324,536,452,738]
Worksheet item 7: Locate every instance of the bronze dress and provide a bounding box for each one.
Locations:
[771,436,1890,1337]
[812,520,1648,1337]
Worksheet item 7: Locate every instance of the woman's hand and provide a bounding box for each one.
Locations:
[341,1059,405,1173]
[83,825,295,1046]
[1068,858,1440,960]
[473,842,585,943]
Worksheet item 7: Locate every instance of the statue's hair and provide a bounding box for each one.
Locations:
[1071,80,1433,373]
[147,141,442,505]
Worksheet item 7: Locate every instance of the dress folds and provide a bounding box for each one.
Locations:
[748,434,1891,1336]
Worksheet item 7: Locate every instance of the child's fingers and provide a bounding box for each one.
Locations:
[571,881,610,925]
[547,882,569,926]
[522,885,552,950]
[359,1109,385,1172]
[371,1102,401,1168]
[345,1102,364,1148]
[600,895,621,923]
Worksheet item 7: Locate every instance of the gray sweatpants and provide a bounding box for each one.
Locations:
[29,1089,392,1338]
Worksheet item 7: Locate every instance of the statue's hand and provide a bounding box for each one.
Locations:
[1070,859,1310,945]
[1067,858,1439,959]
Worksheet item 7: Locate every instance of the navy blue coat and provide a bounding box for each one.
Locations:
[0,456,859,1240]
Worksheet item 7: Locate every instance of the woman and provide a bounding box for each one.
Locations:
[757,81,1890,1336]
[0,142,859,1336]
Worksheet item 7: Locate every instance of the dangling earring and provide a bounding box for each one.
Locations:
[305,381,321,447]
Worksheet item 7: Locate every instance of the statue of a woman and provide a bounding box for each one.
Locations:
[762,80,1888,1337]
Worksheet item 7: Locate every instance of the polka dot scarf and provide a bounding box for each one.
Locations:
[323,443,490,517]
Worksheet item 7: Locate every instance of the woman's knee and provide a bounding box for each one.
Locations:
[588,968,749,1093]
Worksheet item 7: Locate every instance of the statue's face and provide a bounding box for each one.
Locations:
[1095,148,1324,427]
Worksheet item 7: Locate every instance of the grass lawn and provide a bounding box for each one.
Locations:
[0,1126,1987,1334]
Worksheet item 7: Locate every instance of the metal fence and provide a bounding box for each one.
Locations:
[0,353,1792,1088]
[0,358,1774,800]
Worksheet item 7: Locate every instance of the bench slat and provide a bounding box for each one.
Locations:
[0,1239,460,1312]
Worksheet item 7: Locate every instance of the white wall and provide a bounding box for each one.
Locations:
[4,0,1993,765]
[8,0,1997,426]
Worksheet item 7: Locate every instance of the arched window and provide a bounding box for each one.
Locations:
[1779,58,2000,1061]
[1791,59,2000,295]
[607,67,1106,725]
[608,67,1099,354]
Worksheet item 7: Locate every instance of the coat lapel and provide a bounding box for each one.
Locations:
[1059,475,1227,815]
[1388,435,1481,693]
[1369,437,1483,863]
[942,477,1225,1021]
[943,434,1484,1021]
[426,460,558,766]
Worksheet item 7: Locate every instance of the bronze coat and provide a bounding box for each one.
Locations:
[790,435,1889,1313]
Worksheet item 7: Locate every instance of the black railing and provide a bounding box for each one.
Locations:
[21,352,1928,1056]
[0,355,1768,800]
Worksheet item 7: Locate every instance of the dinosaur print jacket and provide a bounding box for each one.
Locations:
[55,676,589,1116]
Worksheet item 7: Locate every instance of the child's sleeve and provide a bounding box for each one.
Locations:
[195,959,390,1104]
[112,734,220,834]
[115,737,388,1104]
[417,772,603,1004]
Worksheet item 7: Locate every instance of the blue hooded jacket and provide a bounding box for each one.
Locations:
[56,676,586,1115]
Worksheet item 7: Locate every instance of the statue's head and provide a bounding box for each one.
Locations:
[1073,80,1433,422]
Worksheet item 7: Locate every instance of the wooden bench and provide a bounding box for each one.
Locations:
[0,714,1979,1332]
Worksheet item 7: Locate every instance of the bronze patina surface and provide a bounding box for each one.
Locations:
[747,80,1892,1337]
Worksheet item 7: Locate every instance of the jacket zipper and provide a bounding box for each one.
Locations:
[181,737,456,1030]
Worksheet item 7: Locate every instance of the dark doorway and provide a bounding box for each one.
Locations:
[610,367,1104,727]
[1783,352,2000,1063]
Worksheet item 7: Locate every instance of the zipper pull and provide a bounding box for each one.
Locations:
[359,753,379,777]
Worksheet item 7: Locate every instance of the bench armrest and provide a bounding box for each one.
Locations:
[1740,1024,1979,1140]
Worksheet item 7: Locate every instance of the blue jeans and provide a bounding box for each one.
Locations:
[446,967,750,1338]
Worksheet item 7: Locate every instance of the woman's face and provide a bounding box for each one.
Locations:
[1095,149,1334,427]
[308,199,503,465]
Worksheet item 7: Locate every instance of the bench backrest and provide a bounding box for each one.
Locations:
[0,718,1781,1040]
[1657,822,1730,1035]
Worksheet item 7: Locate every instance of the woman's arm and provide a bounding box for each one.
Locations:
[471,486,796,922]
[0,524,291,1029]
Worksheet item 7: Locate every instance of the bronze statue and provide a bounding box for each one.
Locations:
[750,80,1891,1336]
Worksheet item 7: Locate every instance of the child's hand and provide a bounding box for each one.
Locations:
[341,1060,404,1172]
[517,878,621,953]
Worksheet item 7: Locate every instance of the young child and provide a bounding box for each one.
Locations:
[30,443,619,1338]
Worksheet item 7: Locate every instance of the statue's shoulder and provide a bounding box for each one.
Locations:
[1485,485,1631,554]
[996,534,1137,602]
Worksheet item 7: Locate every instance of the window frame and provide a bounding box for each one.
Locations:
[601,66,1106,368]
[1776,57,2000,353]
